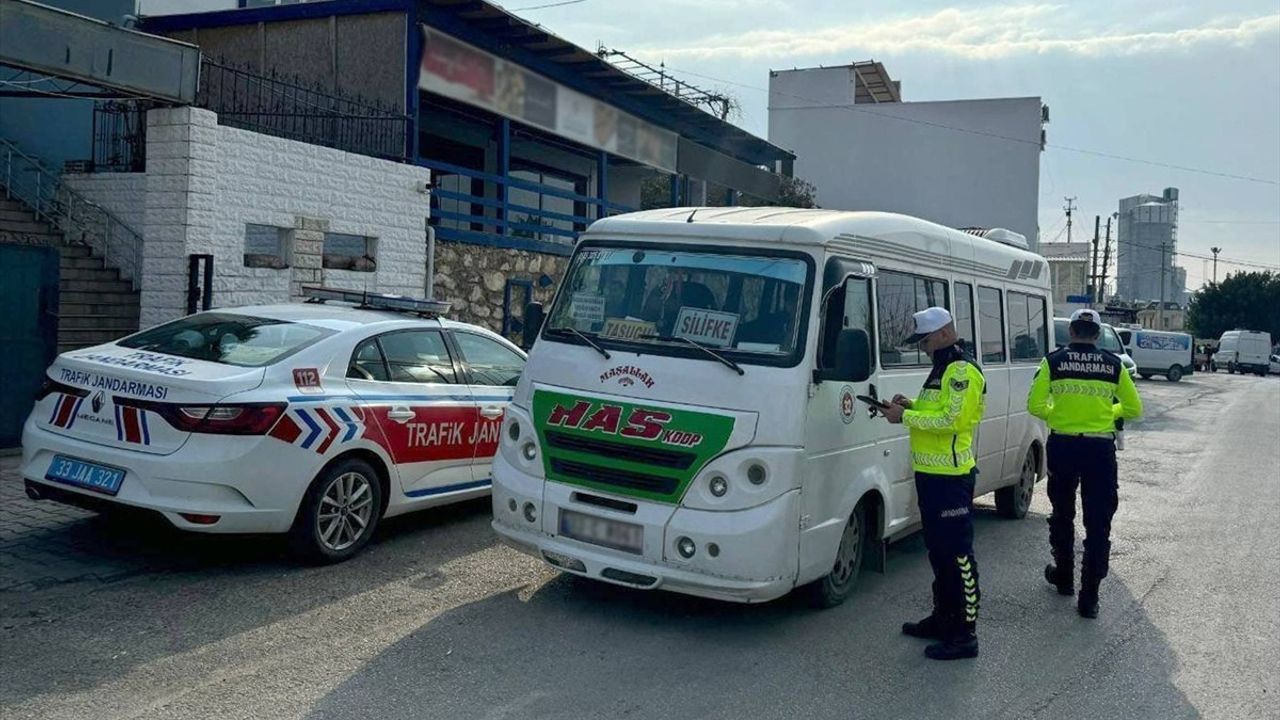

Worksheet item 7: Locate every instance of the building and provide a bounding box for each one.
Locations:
[1136,301,1186,331]
[1116,188,1187,305]
[767,61,1046,249]
[1037,241,1091,308]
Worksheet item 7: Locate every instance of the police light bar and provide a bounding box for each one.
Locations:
[302,286,451,316]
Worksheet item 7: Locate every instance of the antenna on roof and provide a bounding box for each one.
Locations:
[686,208,699,223]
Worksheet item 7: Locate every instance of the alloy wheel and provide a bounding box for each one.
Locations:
[316,471,375,552]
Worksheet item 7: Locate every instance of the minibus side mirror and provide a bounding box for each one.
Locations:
[522,301,544,351]
[814,328,872,383]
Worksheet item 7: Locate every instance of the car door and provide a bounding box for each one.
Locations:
[345,329,478,498]
[448,330,526,483]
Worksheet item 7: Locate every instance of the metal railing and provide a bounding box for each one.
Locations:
[1,138,144,288]
[197,58,411,162]
[92,101,151,173]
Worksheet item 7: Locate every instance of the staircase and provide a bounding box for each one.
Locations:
[0,197,140,353]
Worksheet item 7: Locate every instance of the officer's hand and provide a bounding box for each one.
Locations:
[891,394,912,408]
[880,403,905,424]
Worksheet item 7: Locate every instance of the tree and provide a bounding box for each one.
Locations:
[1186,271,1280,339]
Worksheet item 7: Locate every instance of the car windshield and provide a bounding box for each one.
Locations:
[119,313,333,367]
[1055,319,1124,354]
[545,245,810,360]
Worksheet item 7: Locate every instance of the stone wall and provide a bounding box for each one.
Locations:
[432,240,569,339]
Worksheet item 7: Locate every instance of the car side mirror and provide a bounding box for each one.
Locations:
[816,328,872,383]
[522,301,544,351]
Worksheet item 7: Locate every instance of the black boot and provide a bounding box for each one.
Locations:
[902,614,945,640]
[1044,563,1074,596]
[1077,576,1100,619]
[924,618,979,661]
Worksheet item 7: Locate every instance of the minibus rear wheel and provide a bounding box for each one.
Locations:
[995,447,1037,520]
[805,500,869,608]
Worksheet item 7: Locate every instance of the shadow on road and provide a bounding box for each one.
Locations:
[305,507,1198,720]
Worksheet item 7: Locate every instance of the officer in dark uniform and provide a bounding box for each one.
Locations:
[880,307,985,660]
[1027,309,1143,617]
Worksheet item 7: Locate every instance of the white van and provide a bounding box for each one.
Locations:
[491,209,1050,606]
[1218,330,1272,376]
[1115,328,1194,381]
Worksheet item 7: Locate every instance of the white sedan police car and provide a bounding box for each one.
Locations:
[21,288,526,562]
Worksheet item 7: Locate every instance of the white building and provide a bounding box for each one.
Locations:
[1117,188,1187,305]
[1037,241,1092,308]
[768,62,1045,249]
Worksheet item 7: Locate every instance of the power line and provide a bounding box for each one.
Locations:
[506,0,586,11]
[660,64,1280,187]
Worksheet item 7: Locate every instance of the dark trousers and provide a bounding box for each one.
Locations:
[915,470,980,634]
[1046,434,1119,582]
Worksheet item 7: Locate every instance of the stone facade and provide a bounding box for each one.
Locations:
[431,240,568,338]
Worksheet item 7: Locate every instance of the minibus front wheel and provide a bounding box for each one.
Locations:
[805,499,870,609]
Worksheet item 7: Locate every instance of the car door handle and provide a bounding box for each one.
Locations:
[387,407,415,423]
[480,406,505,419]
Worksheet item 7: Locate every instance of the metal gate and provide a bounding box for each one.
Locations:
[0,244,59,448]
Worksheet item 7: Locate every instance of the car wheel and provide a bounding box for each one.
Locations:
[1228,362,1236,374]
[996,447,1037,519]
[1167,366,1183,382]
[805,499,869,608]
[291,457,384,564]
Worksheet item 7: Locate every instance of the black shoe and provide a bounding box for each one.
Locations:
[925,635,979,661]
[902,614,945,640]
[1044,564,1073,596]
[1077,585,1099,619]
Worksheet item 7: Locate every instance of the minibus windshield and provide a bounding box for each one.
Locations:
[545,245,810,364]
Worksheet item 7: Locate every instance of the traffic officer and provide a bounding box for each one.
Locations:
[880,307,985,661]
[1028,308,1143,618]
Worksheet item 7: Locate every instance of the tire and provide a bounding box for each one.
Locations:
[290,457,384,564]
[1228,362,1236,374]
[996,447,1037,519]
[1139,373,1152,380]
[1167,366,1183,382]
[805,499,869,608]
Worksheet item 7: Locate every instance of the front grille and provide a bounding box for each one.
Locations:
[545,431,695,469]
[601,568,658,587]
[550,458,678,495]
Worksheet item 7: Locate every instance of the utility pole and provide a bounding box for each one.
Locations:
[1064,197,1077,243]
[1211,246,1222,284]
[1099,216,1113,303]
[1089,215,1100,303]
[1158,241,1168,329]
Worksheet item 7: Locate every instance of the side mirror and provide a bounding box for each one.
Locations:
[522,301,544,351]
[816,328,872,383]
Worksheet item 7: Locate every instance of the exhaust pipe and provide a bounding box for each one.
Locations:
[24,481,42,500]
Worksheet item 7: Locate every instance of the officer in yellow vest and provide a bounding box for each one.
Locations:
[1028,308,1143,618]
[880,307,985,661]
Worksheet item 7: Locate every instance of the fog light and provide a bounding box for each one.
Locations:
[676,536,696,559]
[708,475,728,497]
[522,502,537,523]
[543,550,586,572]
[707,543,720,558]
[521,442,538,461]
[747,463,767,485]
[507,420,521,442]
[508,498,518,513]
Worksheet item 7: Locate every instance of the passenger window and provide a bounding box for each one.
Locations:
[954,282,976,357]
[348,338,390,381]
[1009,291,1048,361]
[876,270,949,367]
[819,276,875,369]
[977,286,1006,364]
[454,332,526,387]
[378,331,457,384]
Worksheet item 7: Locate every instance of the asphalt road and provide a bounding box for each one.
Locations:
[1,372,1277,720]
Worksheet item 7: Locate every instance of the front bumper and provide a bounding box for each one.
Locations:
[20,420,313,533]
[490,453,800,603]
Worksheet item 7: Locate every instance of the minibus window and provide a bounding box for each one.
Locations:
[954,282,976,356]
[977,286,1006,364]
[1009,292,1049,361]
[819,277,875,369]
[877,270,949,367]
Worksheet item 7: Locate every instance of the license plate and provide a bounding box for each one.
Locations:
[559,509,643,554]
[45,455,125,496]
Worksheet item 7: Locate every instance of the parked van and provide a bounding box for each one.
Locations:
[1115,328,1194,381]
[1053,318,1138,379]
[492,209,1050,606]
[1218,330,1272,376]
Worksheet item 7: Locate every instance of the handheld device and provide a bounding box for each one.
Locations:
[856,395,891,409]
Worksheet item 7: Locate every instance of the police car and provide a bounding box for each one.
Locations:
[20,287,526,562]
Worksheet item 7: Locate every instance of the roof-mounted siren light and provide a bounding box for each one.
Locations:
[302,286,451,317]
[958,227,1029,250]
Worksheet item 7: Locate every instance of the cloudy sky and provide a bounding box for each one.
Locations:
[141,0,1280,288]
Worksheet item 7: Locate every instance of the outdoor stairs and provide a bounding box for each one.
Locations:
[0,197,140,354]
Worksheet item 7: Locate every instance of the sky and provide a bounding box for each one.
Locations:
[140,0,1280,289]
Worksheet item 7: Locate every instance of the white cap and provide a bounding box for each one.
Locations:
[1070,308,1102,325]
[905,306,954,343]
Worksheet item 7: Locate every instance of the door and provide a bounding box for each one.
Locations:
[0,245,58,449]
[346,329,478,498]
[449,330,526,483]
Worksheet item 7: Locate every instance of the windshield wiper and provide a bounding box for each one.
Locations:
[640,334,744,376]
[565,327,611,360]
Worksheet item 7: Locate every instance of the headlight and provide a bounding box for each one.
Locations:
[708,475,728,497]
[521,442,538,461]
[507,419,521,442]
[676,536,696,559]
[747,463,767,486]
